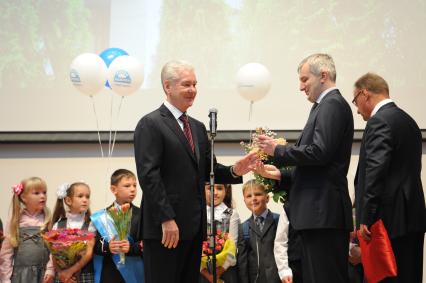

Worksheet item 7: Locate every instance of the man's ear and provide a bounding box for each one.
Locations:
[163,80,171,95]
[265,193,270,203]
[320,71,328,83]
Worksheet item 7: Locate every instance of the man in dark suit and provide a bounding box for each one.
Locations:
[353,73,426,282]
[257,53,354,282]
[134,60,256,283]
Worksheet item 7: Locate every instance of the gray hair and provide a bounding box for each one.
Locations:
[297,53,337,82]
[161,60,194,87]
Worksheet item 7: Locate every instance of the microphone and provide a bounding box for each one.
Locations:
[209,108,218,136]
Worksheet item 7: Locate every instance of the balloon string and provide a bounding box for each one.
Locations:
[110,96,124,157]
[249,100,254,145]
[248,100,253,122]
[91,96,104,158]
[108,92,114,157]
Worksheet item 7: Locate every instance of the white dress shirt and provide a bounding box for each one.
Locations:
[274,209,293,279]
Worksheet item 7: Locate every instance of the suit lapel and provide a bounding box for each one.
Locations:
[249,217,262,238]
[159,105,197,164]
[297,102,319,146]
[261,211,274,237]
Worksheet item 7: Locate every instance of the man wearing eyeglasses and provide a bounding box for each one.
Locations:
[353,73,426,282]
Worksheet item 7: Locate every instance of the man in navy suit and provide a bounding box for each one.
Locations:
[134,60,256,283]
[257,54,354,282]
[353,73,426,282]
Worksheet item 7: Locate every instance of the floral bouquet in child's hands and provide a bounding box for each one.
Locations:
[107,203,132,264]
[42,228,94,271]
[241,127,288,203]
[201,229,236,272]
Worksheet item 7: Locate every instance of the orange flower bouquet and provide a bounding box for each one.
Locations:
[107,203,132,264]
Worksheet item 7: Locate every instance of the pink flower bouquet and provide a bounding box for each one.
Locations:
[42,228,94,270]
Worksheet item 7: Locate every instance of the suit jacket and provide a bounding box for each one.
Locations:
[355,102,426,238]
[274,89,354,230]
[93,203,143,283]
[237,210,281,283]
[134,104,241,241]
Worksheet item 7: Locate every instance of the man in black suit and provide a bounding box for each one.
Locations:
[353,73,426,282]
[257,53,354,282]
[134,60,256,283]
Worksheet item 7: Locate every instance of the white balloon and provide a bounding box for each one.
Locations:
[69,53,107,96]
[107,55,144,96]
[236,63,271,102]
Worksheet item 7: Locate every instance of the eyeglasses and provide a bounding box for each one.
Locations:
[352,89,363,106]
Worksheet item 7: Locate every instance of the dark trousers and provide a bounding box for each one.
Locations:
[144,232,203,283]
[290,259,303,283]
[381,232,424,283]
[299,229,349,283]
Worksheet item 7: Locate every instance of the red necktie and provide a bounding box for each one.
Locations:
[179,114,195,153]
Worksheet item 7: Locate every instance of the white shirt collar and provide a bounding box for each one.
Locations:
[66,211,85,222]
[371,98,393,117]
[164,100,184,120]
[206,202,229,222]
[253,208,268,220]
[316,87,338,104]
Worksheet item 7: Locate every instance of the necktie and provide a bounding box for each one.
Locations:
[255,216,265,232]
[179,113,195,153]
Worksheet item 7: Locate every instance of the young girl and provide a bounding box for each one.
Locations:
[45,182,96,283]
[0,177,52,283]
[200,183,240,283]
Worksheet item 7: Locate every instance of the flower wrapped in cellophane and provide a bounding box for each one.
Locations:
[200,229,236,272]
[107,203,132,264]
[241,127,288,203]
[42,228,94,270]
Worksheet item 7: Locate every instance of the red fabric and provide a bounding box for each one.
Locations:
[357,219,398,283]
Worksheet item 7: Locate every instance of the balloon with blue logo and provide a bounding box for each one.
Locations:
[99,48,129,88]
[69,53,107,96]
[107,55,144,96]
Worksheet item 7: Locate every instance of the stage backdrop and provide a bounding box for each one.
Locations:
[1,0,425,132]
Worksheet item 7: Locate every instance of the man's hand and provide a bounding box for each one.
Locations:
[254,161,281,180]
[257,135,278,156]
[282,276,293,283]
[349,245,362,265]
[162,219,179,248]
[233,151,259,176]
[360,224,371,241]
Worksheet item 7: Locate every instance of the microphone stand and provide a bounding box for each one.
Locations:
[209,128,217,283]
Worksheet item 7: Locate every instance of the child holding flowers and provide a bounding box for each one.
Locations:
[0,177,53,283]
[44,182,96,283]
[200,183,240,283]
[91,169,144,283]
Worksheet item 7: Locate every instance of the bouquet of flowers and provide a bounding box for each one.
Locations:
[107,203,132,264]
[201,229,236,272]
[241,127,288,203]
[42,228,94,271]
